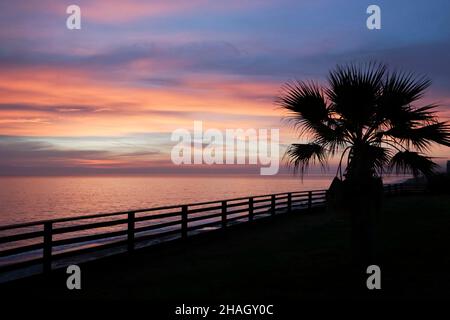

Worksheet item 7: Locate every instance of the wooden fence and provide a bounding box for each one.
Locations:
[0,190,327,275]
[0,183,425,276]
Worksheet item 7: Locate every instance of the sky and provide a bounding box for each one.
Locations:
[0,0,449,175]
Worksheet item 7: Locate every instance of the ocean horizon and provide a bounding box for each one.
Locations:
[0,174,409,225]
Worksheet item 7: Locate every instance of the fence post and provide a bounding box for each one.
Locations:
[248,197,254,221]
[287,193,292,213]
[43,222,52,274]
[271,195,276,216]
[221,201,227,228]
[127,212,135,252]
[308,191,312,211]
[181,205,188,240]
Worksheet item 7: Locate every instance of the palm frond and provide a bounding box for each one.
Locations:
[385,121,450,150]
[311,124,347,155]
[383,71,430,105]
[388,151,437,177]
[277,81,330,137]
[406,105,439,124]
[378,71,431,126]
[381,104,438,129]
[365,144,391,173]
[284,143,327,176]
[326,62,386,125]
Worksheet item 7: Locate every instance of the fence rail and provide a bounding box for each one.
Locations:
[0,183,425,276]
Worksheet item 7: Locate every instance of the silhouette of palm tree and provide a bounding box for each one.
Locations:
[277,62,450,268]
[278,62,449,181]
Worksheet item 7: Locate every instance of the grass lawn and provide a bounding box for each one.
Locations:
[1,194,450,301]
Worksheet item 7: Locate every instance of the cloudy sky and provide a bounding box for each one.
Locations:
[0,0,449,175]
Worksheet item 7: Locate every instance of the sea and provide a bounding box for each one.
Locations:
[0,174,408,225]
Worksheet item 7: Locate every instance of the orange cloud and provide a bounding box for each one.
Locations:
[0,66,284,137]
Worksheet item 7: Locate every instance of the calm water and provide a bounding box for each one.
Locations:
[0,175,406,225]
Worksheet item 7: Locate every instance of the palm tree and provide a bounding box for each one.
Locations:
[277,62,450,266]
[278,63,449,181]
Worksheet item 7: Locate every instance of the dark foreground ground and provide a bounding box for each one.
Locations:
[1,194,450,302]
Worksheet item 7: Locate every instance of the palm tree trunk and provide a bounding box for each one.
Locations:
[345,174,383,288]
